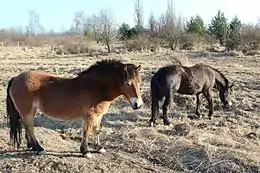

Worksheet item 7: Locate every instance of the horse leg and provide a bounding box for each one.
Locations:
[162,92,172,126]
[203,89,214,120]
[22,111,45,155]
[93,115,106,154]
[150,101,159,127]
[93,127,106,154]
[25,132,33,150]
[195,93,202,119]
[149,93,160,127]
[80,116,93,158]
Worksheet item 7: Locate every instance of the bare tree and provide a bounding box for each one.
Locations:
[148,12,157,34]
[99,9,117,53]
[26,10,42,37]
[85,15,101,43]
[134,0,144,32]
[160,0,184,50]
[72,10,86,35]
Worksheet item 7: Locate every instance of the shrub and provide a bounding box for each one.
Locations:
[240,26,260,52]
[179,33,201,50]
[125,34,159,52]
[202,34,218,47]
[56,43,90,55]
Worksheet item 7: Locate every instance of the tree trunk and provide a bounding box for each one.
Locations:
[94,33,100,44]
[170,45,174,50]
[170,40,178,51]
[106,42,111,53]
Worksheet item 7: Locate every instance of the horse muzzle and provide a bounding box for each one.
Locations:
[130,97,143,110]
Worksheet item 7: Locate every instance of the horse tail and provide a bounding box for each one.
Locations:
[6,77,22,148]
[150,75,162,119]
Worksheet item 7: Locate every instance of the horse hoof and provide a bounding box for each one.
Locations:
[187,115,194,120]
[85,152,93,158]
[208,116,213,120]
[98,148,106,153]
[164,123,172,126]
[37,150,46,155]
[149,122,155,127]
[164,121,171,126]
[196,114,202,119]
[26,147,33,151]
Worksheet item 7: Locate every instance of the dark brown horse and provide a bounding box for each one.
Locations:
[149,63,234,127]
[6,59,143,158]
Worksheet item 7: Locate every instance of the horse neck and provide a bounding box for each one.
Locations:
[214,70,228,90]
[76,74,121,101]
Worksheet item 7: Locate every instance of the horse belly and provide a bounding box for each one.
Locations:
[39,108,83,121]
[177,82,201,95]
[35,99,85,121]
[177,88,195,95]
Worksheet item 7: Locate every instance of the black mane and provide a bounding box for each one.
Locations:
[77,59,123,76]
[77,59,139,81]
[207,65,229,89]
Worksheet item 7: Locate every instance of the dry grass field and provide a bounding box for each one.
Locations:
[0,46,259,173]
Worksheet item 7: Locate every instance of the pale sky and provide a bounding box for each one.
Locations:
[0,0,259,32]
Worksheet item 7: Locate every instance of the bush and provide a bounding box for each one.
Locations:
[56,43,91,55]
[179,33,202,50]
[240,27,260,51]
[225,30,241,51]
[202,34,218,47]
[125,34,159,52]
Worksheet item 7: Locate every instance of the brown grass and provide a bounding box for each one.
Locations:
[0,46,259,173]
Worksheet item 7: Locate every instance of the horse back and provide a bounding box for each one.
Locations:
[177,64,216,94]
[151,65,183,97]
[11,71,59,93]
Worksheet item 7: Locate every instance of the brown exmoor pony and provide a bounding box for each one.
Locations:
[149,63,234,127]
[6,59,143,158]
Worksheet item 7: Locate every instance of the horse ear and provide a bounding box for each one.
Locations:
[136,65,141,71]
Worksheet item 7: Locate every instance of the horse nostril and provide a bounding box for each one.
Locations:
[134,102,138,108]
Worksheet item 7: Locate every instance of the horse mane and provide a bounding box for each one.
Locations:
[207,65,229,89]
[77,59,139,82]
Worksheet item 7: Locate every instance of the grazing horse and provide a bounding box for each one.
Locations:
[6,59,143,158]
[149,63,234,127]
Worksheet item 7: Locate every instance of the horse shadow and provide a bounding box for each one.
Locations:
[0,149,92,159]
[31,109,147,131]
[33,114,82,131]
[0,122,8,129]
[101,109,148,128]
[1,110,147,159]
[186,50,235,59]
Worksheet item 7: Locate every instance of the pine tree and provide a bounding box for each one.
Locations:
[208,10,229,46]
